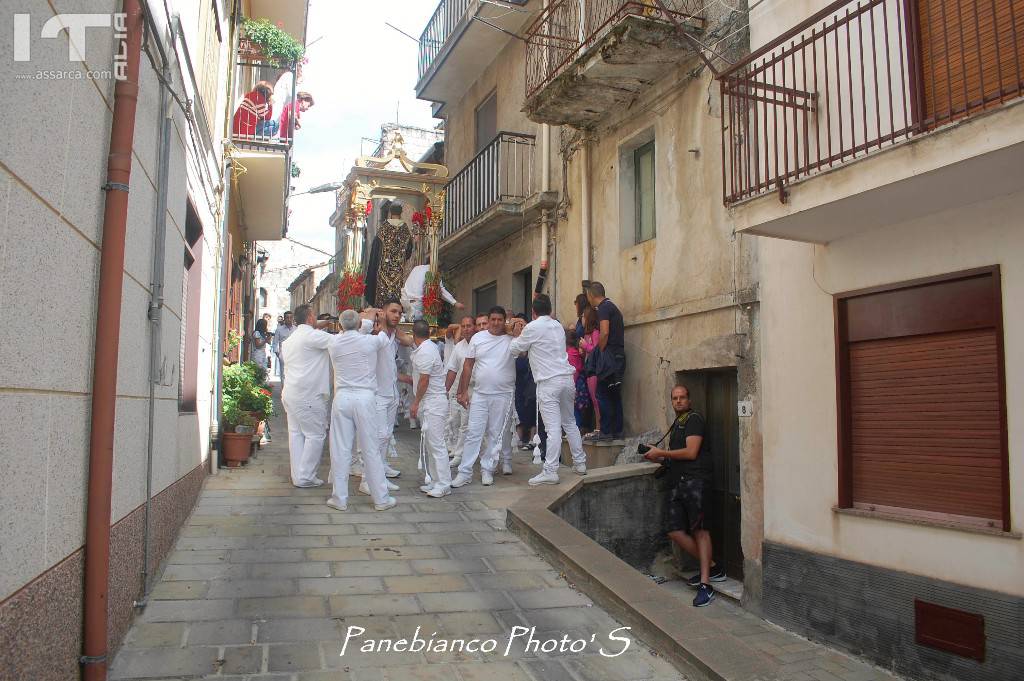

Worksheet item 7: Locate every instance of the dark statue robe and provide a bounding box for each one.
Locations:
[364,220,413,307]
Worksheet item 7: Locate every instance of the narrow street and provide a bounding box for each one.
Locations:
[109,386,685,681]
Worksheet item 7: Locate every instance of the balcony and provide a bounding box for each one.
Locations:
[417,0,532,106]
[523,0,704,127]
[721,0,1024,243]
[229,50,298,242]
[440,132,557,264]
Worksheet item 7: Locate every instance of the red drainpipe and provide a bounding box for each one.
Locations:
[81,1,143,679]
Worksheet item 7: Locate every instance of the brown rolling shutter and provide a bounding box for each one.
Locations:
[836,268,1008,529]
[917,0,1024,128]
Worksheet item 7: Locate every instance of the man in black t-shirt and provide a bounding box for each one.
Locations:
[643,385,724,607]
[585,281,626,439]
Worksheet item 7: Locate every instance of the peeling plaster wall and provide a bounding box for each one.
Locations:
[553,63,764,605]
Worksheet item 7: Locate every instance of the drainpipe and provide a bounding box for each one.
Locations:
[580,138,592,282]
[135,0,175,607]
[82,1,143,679]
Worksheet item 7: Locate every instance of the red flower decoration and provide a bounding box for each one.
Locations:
[425,204,432,220]
[364,202,372,215]
[337,270,366,312]
[411,211,425,228]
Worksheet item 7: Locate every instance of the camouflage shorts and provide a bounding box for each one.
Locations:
[666,476,711,535]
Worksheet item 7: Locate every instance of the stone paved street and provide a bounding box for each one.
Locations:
[109,393,686,681]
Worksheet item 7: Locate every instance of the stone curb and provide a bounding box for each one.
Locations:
[507,464,751,681]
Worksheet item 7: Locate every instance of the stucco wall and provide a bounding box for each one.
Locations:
[757,188,1024,596]
[0,0,221,602]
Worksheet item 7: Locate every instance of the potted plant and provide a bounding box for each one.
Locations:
[221,394,255,467]
[220,362,270,466]
[239,18,305,67]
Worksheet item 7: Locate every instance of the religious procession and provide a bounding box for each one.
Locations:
[279,195,589,513]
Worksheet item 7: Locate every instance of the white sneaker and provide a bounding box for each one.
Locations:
[409,419,419,429]
[427,485,451,498]
[374,496,397,511]
[384,466,401,478]
[294,477,324,488]
[502,463,513,476]
[449,456,462,468]
[325,496,347,512]
[386,480,400,492]
[451,473,472,488]
[357,481,371,496]
[350,464,363,477]
[481,471,494,486]
[529,471,560,486]
[420,483,435,493]
[573,463,588,476]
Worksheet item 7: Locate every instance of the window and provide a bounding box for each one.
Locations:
[197,0,223,135]
[473,281,498,316]
[835,267,1008,531]
[475,91,498,153]
[634,140,656,243]
[513,267,533,316]
[180,202,204,412]
[618,130,656,247]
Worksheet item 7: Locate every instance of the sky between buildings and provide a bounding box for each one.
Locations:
[283,1,438,267]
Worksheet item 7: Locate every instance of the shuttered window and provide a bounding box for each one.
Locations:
[836,267,1009,530]
[917,0,1024,128]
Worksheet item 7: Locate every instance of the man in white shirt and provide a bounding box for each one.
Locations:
[453,307,517,487]
[272,311,296,380]
[400,260,463,321]
[409,321,453,497]
[323,310,396,511]
[509,295,588,485]
[280,305,332,488]
[362,299,412,496]
[444,316,476,468]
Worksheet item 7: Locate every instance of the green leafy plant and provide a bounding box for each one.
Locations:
[242,18,305,66]
[222,362,273,428]
[227,329,242,352]
[290,161,301,178]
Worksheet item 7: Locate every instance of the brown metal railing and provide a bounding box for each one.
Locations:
[442,132,537,241]
[720,0,1024,205]
[524,0,705,98]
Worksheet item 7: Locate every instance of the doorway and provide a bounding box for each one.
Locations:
[473,281,497,316]
[677,368,744,580]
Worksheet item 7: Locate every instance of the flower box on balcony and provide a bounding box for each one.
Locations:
[237,38,266,63]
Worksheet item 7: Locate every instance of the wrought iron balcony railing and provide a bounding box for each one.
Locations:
[719,0,1024,205]
[524,0,704,98]
[418,0,473,80]
[442,132,537,241]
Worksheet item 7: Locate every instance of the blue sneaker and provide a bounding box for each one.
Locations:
[693,583,715,607]
[687,564,727,587]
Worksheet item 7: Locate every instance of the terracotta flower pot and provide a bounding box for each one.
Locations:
[222,431,252,467]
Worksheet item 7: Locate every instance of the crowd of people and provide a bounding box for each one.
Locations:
[275,291,593,512]
[255,281,719,607]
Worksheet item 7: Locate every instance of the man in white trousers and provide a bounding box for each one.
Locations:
[279,304,331,488]
[509,294,588,485]
[325,310,396,511]
[409,320,453,497]
[453,307,517,487]
[444,315,476,468]
[360,299,410,496]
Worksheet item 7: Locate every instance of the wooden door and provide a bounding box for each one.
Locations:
[916,0,1024,128]
[680,369,744,580]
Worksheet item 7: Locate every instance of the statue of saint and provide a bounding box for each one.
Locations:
[364,200,414,307]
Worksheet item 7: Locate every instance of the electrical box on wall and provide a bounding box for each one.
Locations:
[738,400,753,417]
